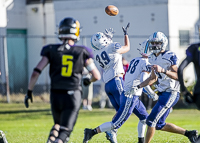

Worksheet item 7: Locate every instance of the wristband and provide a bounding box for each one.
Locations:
[34,68,42,74]
[86,62,96,72]
[163,69,167,74]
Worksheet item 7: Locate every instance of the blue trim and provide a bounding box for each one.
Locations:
[161,50,168,56]
[144,40,149,53]
[153,32,157,38]
[162,58,173,65]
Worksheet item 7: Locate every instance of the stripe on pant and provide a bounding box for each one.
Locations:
[113,96,133,128]
[152,92,177,127]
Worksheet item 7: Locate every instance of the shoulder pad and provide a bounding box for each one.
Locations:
[114,42,121,49]
[162,51,178,65]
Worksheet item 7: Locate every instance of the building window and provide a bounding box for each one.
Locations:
[179,30,190,46]
[26,0,52,4]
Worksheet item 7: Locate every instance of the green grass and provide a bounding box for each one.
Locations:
[0,103,200,143]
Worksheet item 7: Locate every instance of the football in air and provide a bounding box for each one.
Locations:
[105,5,119,16]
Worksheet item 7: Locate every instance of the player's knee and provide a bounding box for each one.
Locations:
[55,126,72,143]
[140,119,146,125]
[146,119,156,128]
[47,124,60,142]
[155,123,165,130]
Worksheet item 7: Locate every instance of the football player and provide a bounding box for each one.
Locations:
[177,42,200,142]
[178,42,200,109]
[24,17,101,143]
[83,38,158,143]
[130,32,198,143]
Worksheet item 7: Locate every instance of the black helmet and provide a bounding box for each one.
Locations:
[58,17,80,41]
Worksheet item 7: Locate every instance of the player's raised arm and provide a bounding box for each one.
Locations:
[117,23,130,54]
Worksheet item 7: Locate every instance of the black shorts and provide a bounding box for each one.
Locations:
[50,89,82,130]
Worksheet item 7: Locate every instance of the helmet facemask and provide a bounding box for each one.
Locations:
[148,32,168,54]
[149,40,163,54]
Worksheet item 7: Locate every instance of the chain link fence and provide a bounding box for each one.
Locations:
[0,34,199,104]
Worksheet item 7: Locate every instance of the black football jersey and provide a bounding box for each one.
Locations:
[41,43,93,90]
[186,43,200,93]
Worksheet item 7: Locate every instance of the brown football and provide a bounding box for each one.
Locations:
[105,5,119,16]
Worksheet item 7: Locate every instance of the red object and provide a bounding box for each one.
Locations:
[123,63,129,80]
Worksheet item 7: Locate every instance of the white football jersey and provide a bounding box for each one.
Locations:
[124,57,151,96]
[94,42,124,83]
[148,50,180,92]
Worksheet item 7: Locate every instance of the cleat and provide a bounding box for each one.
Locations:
[83,128,94,143]
[87,105,93,111]
[105,129,118,143]
[187,130,198,143]
[138,137,144,143]
[0,130,8,143]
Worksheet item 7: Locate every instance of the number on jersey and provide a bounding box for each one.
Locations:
[127,59,140,74]
[96,51,110,68]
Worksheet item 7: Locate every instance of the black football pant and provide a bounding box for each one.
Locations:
[50,89,82,130]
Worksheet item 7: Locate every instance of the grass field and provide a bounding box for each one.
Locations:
[0,102,200,143]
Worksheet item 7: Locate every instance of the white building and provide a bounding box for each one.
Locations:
[0,0,199,94]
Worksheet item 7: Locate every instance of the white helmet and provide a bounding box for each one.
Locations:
[137,39,152,56]
[91,32,113,50]
[148,32,168,54]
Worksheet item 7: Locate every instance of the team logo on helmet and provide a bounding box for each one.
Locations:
[91,32,113,50]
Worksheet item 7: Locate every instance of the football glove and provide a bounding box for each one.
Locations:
[24,90,33,108]
[83,78,91,86]
[104,28,114,39]
[124,85,139,98]
[148,93,159,101]
[122,22,130,35]
[182,90,194,105]
[143,88,159,101]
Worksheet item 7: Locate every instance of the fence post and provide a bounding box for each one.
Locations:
[3,36,10,103]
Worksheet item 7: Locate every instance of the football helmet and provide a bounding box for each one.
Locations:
[91,32,113,50]
[137,39,152,56]
[148,32,168,54]
[58,17,80,41]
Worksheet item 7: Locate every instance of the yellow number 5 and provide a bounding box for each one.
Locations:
[61,55,73,77]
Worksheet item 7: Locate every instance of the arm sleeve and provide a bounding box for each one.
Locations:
[83,46,94,65]
[40,45,50,60]
[82,46,94,59]
[169,53,179,66]
[178,56,192,92]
